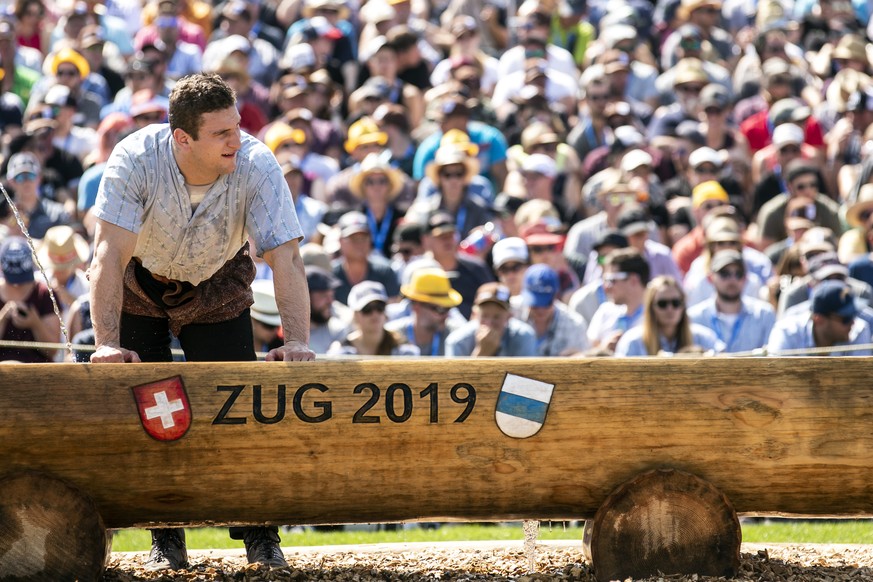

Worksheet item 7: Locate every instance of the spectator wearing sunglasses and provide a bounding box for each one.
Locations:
[755,160,841,249]
[587,247,649,351]
[387,267,464,356]
[614,275,721,357]
[767,280,872,356]
[763,195,819,265]
[408,144,493,239]
[328,281,419,356]
[688,250,775,353]
[490,237,529,299]
[569,229,628,324]
[2,152,70,238]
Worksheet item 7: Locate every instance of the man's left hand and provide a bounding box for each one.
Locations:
[266,340,316,362]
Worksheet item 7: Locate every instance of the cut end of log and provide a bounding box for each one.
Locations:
[583,469,741,582]
[0,472,108,582]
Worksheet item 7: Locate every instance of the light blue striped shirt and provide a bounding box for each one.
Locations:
[94,124,302,285]
[767,312,873,356]
[688,297,776,354]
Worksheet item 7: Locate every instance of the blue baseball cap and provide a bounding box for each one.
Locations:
[811,280,858,319]
[0,237,34,285]
[522,263,559,308]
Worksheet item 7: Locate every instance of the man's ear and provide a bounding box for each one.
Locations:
[172,127,191,148]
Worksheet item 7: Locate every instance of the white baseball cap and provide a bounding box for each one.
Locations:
[491,237,529,269]
[521,153,557,178]
[688,146,722,168]
[772,123,804,149]
[620,149,653,173]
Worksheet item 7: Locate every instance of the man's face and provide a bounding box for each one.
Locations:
[815,312,855,345]
[413,301,449,333]
[602,264,631,305]
[252,319,279,343]
[340,232,371,260]
[10,170,40,199]
[55,62,82,90]
[586,85,610,117]
[496,260,527,294]
[186,106,242,178]
[528,304,553,326]
[627,231,647,252]
[711,263,745,302]
[309,288,334,324]
[475,302,510,331]
[777,141,801,166]
[787,173,818,198]
[522,171,553,199]
[424,230,457,259]
[690,163,721,187]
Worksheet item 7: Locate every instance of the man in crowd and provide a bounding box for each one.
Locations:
[768,280,872,356]
[688,249,775,353]
[306,265,352,354]
[587,248,649,351]
[446,282,536,356]
[387,267,464,356]
[331,210,400,305]
[520,264,589,356]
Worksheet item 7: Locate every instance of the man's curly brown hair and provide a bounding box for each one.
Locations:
[168,73,236,140]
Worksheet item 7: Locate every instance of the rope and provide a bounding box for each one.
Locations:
[0,338,872,361]
[0,339,271,361]
[730,343,873,357]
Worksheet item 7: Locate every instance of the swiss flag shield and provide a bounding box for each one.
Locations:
[132,376,192,442]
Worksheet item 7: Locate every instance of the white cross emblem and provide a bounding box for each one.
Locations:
[144,391,185,429]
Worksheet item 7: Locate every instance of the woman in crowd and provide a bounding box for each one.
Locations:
[614,276,721,356]
[408,144,492,238]
[328,281,420,356]
[348,153,406,258]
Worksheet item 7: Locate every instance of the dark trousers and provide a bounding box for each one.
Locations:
[121,310,274,541]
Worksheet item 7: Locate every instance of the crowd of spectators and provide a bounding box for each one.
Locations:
[0,0,872,361]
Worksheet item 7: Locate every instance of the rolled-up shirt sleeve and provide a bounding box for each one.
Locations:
[246,150,303,256]
[92,143,146,234]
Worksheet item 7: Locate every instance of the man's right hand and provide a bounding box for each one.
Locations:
[90,345,142,363]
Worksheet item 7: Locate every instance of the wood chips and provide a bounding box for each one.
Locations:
[101,541,873,581]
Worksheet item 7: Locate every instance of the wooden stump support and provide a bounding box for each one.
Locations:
[583,469,741,582]
[0,471,109,582]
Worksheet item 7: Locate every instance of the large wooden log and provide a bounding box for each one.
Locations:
[582,469,741,582]
[0,358,872,529]
[0,472,109,581]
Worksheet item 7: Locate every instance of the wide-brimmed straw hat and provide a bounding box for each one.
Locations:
[348,153,404,200]
[400,267,463,308]
[846,184,873,228]
[301,0,350,19]
[424,145,480,184]
[37,225,90,269]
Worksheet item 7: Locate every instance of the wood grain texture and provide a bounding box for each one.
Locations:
[0,358,871,528]
[582,469,741,582]
[0,472,109,581]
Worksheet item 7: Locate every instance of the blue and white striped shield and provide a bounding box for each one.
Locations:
[494,373,555,438]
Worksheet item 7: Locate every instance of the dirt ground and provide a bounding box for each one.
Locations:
[101,540,873,581]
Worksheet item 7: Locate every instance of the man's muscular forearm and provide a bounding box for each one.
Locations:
[89,245,126,348]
